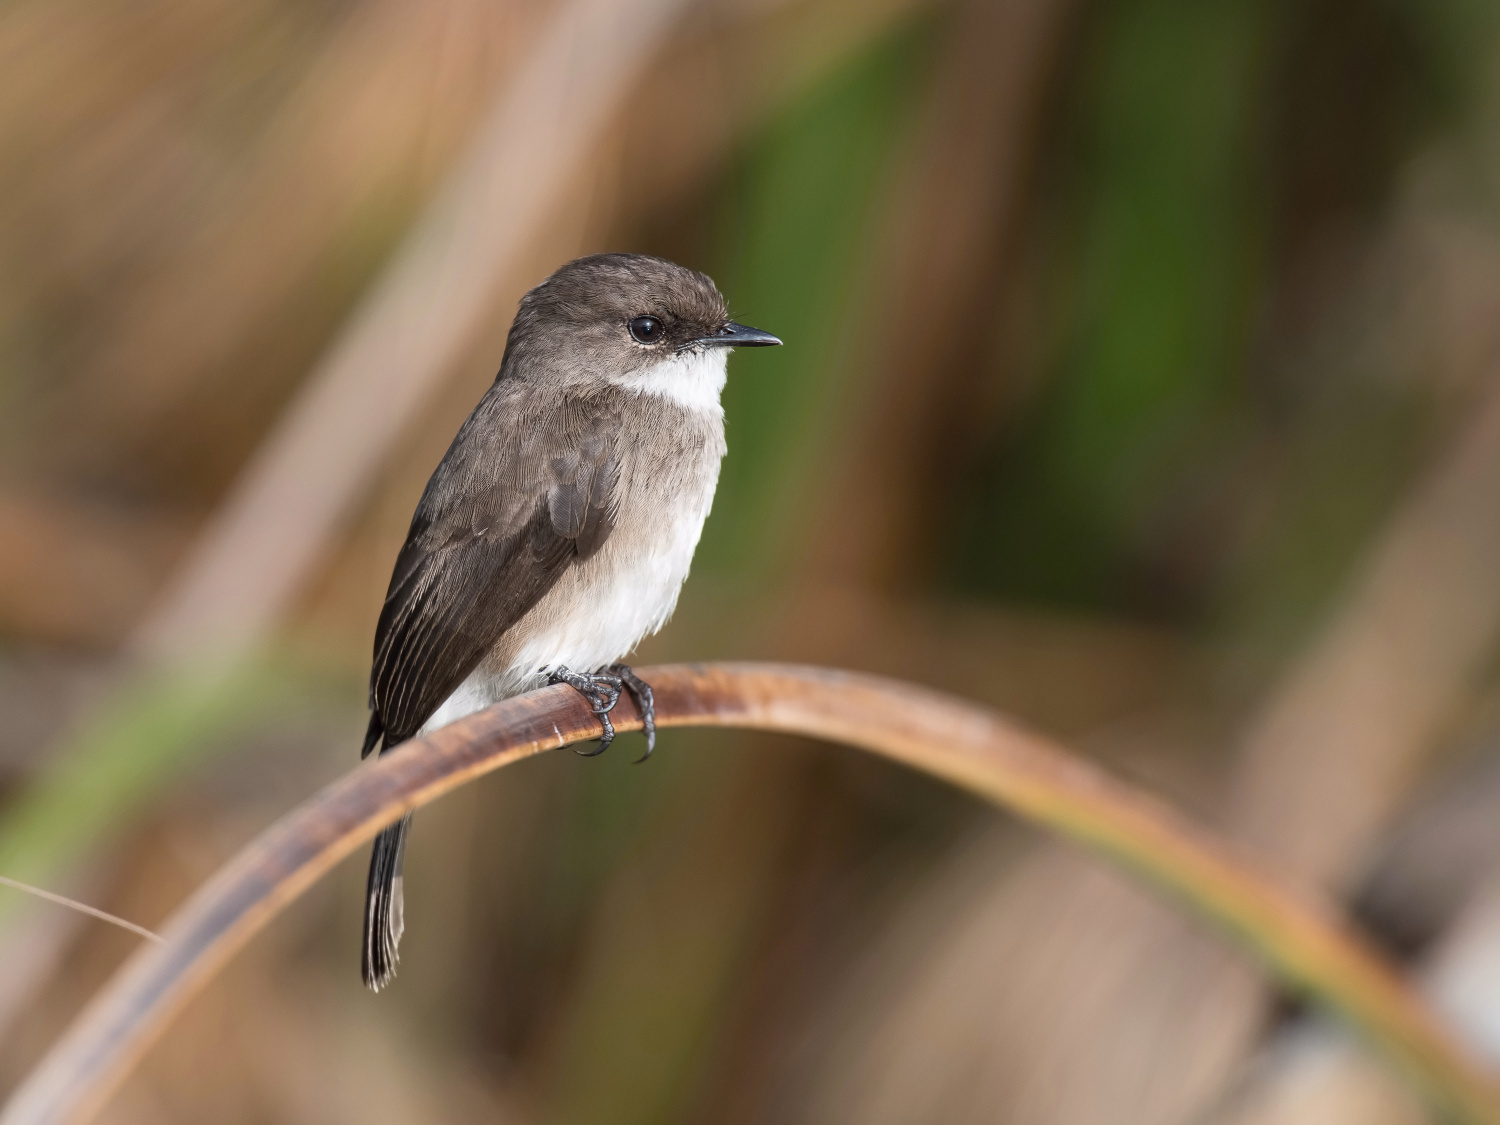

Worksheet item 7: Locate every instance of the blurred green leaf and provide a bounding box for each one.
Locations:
[0,653,314,923]
[954,0,1277,613]
[696,17,934,589]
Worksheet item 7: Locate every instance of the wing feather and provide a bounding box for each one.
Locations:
[366,386,621,751]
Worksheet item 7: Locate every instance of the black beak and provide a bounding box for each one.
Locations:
[696,321,782,348]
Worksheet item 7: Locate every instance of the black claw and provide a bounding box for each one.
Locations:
[575,705,615,756]
[549,666,623,755]
[609,664,657,763]
[595,680,623,713]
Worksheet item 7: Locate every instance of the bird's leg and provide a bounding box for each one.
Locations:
[547,667,623,756]
[607,664,656,763]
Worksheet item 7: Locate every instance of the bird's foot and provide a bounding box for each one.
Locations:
[547,665,656,761]
[608,664,656,763]
[548,667,622,756]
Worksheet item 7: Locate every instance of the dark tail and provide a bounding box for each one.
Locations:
[362,812,412,991]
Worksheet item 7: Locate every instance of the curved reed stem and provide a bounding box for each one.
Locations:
[4,664,1496,1124]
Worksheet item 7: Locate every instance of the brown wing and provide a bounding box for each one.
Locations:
[363,384,620,753]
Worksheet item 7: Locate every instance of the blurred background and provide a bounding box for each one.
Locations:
[2,0,1500,1121]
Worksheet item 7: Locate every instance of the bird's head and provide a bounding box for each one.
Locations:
[501,253,780,408]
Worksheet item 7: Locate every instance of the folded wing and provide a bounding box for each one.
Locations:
[365,387,621,752]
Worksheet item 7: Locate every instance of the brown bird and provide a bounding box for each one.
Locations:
[360,253,780,989]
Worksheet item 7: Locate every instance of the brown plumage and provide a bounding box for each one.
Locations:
[360,253,779,989]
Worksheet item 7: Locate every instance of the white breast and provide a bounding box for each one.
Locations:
[608,347,728,414]
[421,351,729,733]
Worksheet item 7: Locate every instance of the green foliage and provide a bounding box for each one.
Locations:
[954,0,1278,613]
[696,18,934,588]
[0,655,310,924]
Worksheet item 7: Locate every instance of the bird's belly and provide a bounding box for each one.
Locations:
[508,509,703,680]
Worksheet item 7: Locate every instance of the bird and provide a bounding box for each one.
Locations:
[359,253,780,990]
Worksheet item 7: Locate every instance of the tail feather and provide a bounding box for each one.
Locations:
[362,813,412,991]
[360,711,383,759]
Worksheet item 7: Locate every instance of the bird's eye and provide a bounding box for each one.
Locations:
[628,315,664,344]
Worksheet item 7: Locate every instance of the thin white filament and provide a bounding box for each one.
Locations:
[0,875,162,944]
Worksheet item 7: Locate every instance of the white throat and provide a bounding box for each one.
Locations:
[610,348,728,413]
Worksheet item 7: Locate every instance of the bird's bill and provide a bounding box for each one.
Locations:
[696,321,782,348]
